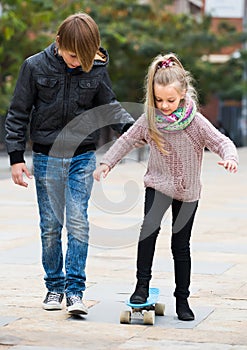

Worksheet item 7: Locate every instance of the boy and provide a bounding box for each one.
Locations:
[5,12,134,315]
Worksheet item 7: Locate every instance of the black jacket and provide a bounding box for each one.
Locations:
[5,43,134,164]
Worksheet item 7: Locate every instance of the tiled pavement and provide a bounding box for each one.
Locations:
[0,148,246,349]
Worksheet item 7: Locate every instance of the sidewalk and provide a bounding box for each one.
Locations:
[0,148,246,350]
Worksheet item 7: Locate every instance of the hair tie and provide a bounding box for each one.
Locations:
[157,58,174,69]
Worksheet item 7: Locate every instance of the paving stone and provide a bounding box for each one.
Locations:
[0,316,19,327]
[118,339,247,350]
[123,257,234,275]
[0,335,21,346]
[84,283,212,328]
[12,347,76,350]
[0,242,40,264]
[0,149,246,348]
[192,241,247,254]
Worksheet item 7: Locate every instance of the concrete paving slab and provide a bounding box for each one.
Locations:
[84,283,212,328]
[85,283,131,300]
[191,261,234,275]
[118,339,247,350]
[86,282,198,300]
[12,347,77,350]
[0,242,40,264]
[0,231,36,241]
[0,335,21,346]
[68,297,213,329]
[154,306,214,329]
[89,224,140,249]
[0,316,18,327]
[124,257,234,275]
[193,241,247,254]
[0,148,247,348]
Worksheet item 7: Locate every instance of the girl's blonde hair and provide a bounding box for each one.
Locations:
[57,13,100,72]
[144,53,197,154]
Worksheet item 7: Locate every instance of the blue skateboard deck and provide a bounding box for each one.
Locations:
[126,287,159,309]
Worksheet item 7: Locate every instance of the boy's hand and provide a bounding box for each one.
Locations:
[218,160,238,173]
[93,164,110,181]
[11,163,32,187]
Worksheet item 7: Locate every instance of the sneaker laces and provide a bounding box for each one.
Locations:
[47,292,61,303]
[69,295,82,304]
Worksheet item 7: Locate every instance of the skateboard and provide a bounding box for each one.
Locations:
[120,287,165,325]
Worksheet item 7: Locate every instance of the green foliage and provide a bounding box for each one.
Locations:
[0,0,83,114]
[84,2,245,105]
[0,0,246,116]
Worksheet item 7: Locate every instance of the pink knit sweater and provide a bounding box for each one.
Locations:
[101,113,239,202]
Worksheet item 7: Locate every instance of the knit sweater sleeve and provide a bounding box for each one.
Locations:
[197,113,239,163]
[100,114,147,168]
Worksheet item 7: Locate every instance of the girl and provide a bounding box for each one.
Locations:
[93,53,238,321]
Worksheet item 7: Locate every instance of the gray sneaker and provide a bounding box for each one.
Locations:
[66,295,88,315]
[42,292,64,310]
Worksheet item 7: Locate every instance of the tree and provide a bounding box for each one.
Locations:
[0,0,245,116]
[83,0,245,105]
[0,0,83,115]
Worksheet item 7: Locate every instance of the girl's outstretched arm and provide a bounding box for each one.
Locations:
[218,160,238,173]
[93,164,110,181]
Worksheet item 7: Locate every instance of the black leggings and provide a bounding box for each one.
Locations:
[136,187,198,299]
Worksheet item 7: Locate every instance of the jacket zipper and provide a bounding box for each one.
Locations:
[62,71,72,158]
[63,72,71,126]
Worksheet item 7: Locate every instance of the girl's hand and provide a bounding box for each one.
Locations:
[11,163,32,187]
[218,160,238,173]
[134,139,146,148]
[93,164,110,181]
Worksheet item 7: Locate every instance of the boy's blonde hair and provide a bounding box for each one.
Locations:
[144,53,197,154]
[57,13,100,72]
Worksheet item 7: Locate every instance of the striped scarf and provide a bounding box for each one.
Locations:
[155,96,196,132]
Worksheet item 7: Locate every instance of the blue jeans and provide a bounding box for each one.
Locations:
[33,151,96,298]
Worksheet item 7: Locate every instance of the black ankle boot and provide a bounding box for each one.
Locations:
[176,298,195,321]
[130,280,149,304]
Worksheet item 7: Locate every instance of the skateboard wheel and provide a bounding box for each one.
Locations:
[143,310,155,325]
[155,302,165,316]
[120,310,131,324]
